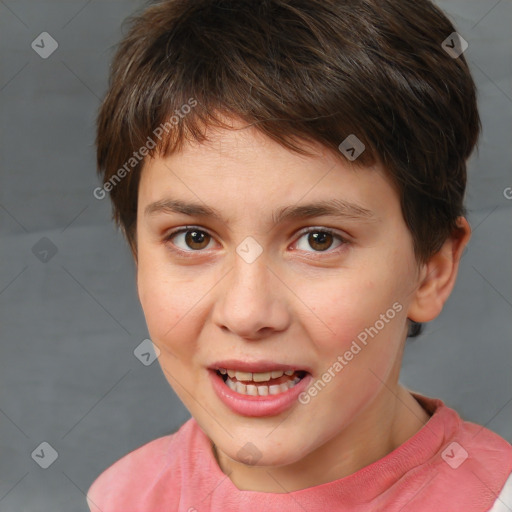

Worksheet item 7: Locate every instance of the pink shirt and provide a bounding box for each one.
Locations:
[87,393,512,511]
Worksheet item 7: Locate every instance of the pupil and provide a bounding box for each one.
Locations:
[309,232,332,251]
[186,230,209,249]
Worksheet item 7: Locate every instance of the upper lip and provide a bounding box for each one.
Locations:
[208,359,312,374]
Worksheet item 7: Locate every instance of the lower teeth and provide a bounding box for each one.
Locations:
[223,375,302,396]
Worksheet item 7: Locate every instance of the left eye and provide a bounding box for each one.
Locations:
[164,227,347,254]
[294,228,346,253]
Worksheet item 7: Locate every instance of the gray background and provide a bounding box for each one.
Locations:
[0,0,511,510]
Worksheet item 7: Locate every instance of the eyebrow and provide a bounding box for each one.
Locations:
[144,197,376,224]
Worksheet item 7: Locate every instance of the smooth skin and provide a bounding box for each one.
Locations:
[134,115,470,492]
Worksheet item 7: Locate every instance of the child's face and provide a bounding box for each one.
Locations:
[136,116,423,470]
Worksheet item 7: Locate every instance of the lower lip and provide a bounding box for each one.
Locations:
[208,369,313,417]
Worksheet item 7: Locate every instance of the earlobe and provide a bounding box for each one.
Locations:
[407,217,471,323]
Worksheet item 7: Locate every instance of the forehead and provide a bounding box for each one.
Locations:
[138,119,399,227]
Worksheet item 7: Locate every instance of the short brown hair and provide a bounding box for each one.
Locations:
[95,0,480,337]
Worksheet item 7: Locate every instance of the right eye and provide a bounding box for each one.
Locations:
[164,226,216,254]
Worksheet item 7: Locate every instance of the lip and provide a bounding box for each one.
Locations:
[208,359,313,374]
[208,368,313,417]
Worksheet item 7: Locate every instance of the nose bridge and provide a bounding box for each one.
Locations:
[213,242,289,337]
[227,248,273,309]
[229,234,272,296]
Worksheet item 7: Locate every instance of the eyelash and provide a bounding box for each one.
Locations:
[163,225,350,258]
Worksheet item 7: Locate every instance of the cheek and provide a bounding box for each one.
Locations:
[137,257,199,355]
[298,278,407,422]
[299,268,408,378]
[304,275,398,339]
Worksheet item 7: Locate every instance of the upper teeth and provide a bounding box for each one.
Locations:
[219,369,295,381]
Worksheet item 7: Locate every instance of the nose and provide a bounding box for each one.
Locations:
[212,253,290,340]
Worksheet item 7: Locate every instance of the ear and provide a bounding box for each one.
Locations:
[407,216,471,323]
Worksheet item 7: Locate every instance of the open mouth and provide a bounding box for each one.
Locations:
[216,368,308,396]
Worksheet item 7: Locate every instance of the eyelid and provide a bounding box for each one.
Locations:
[294,225,350,243]
[163,225,350,256]
[163,225,218,256]
[291,226,350,255]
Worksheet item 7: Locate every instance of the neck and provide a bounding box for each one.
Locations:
[213,384,431,493]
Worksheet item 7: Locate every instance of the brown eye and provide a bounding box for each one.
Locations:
[307,231,334,251]
[295,228,347,254]
[184,229,210,250]
[165,228,213,252]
